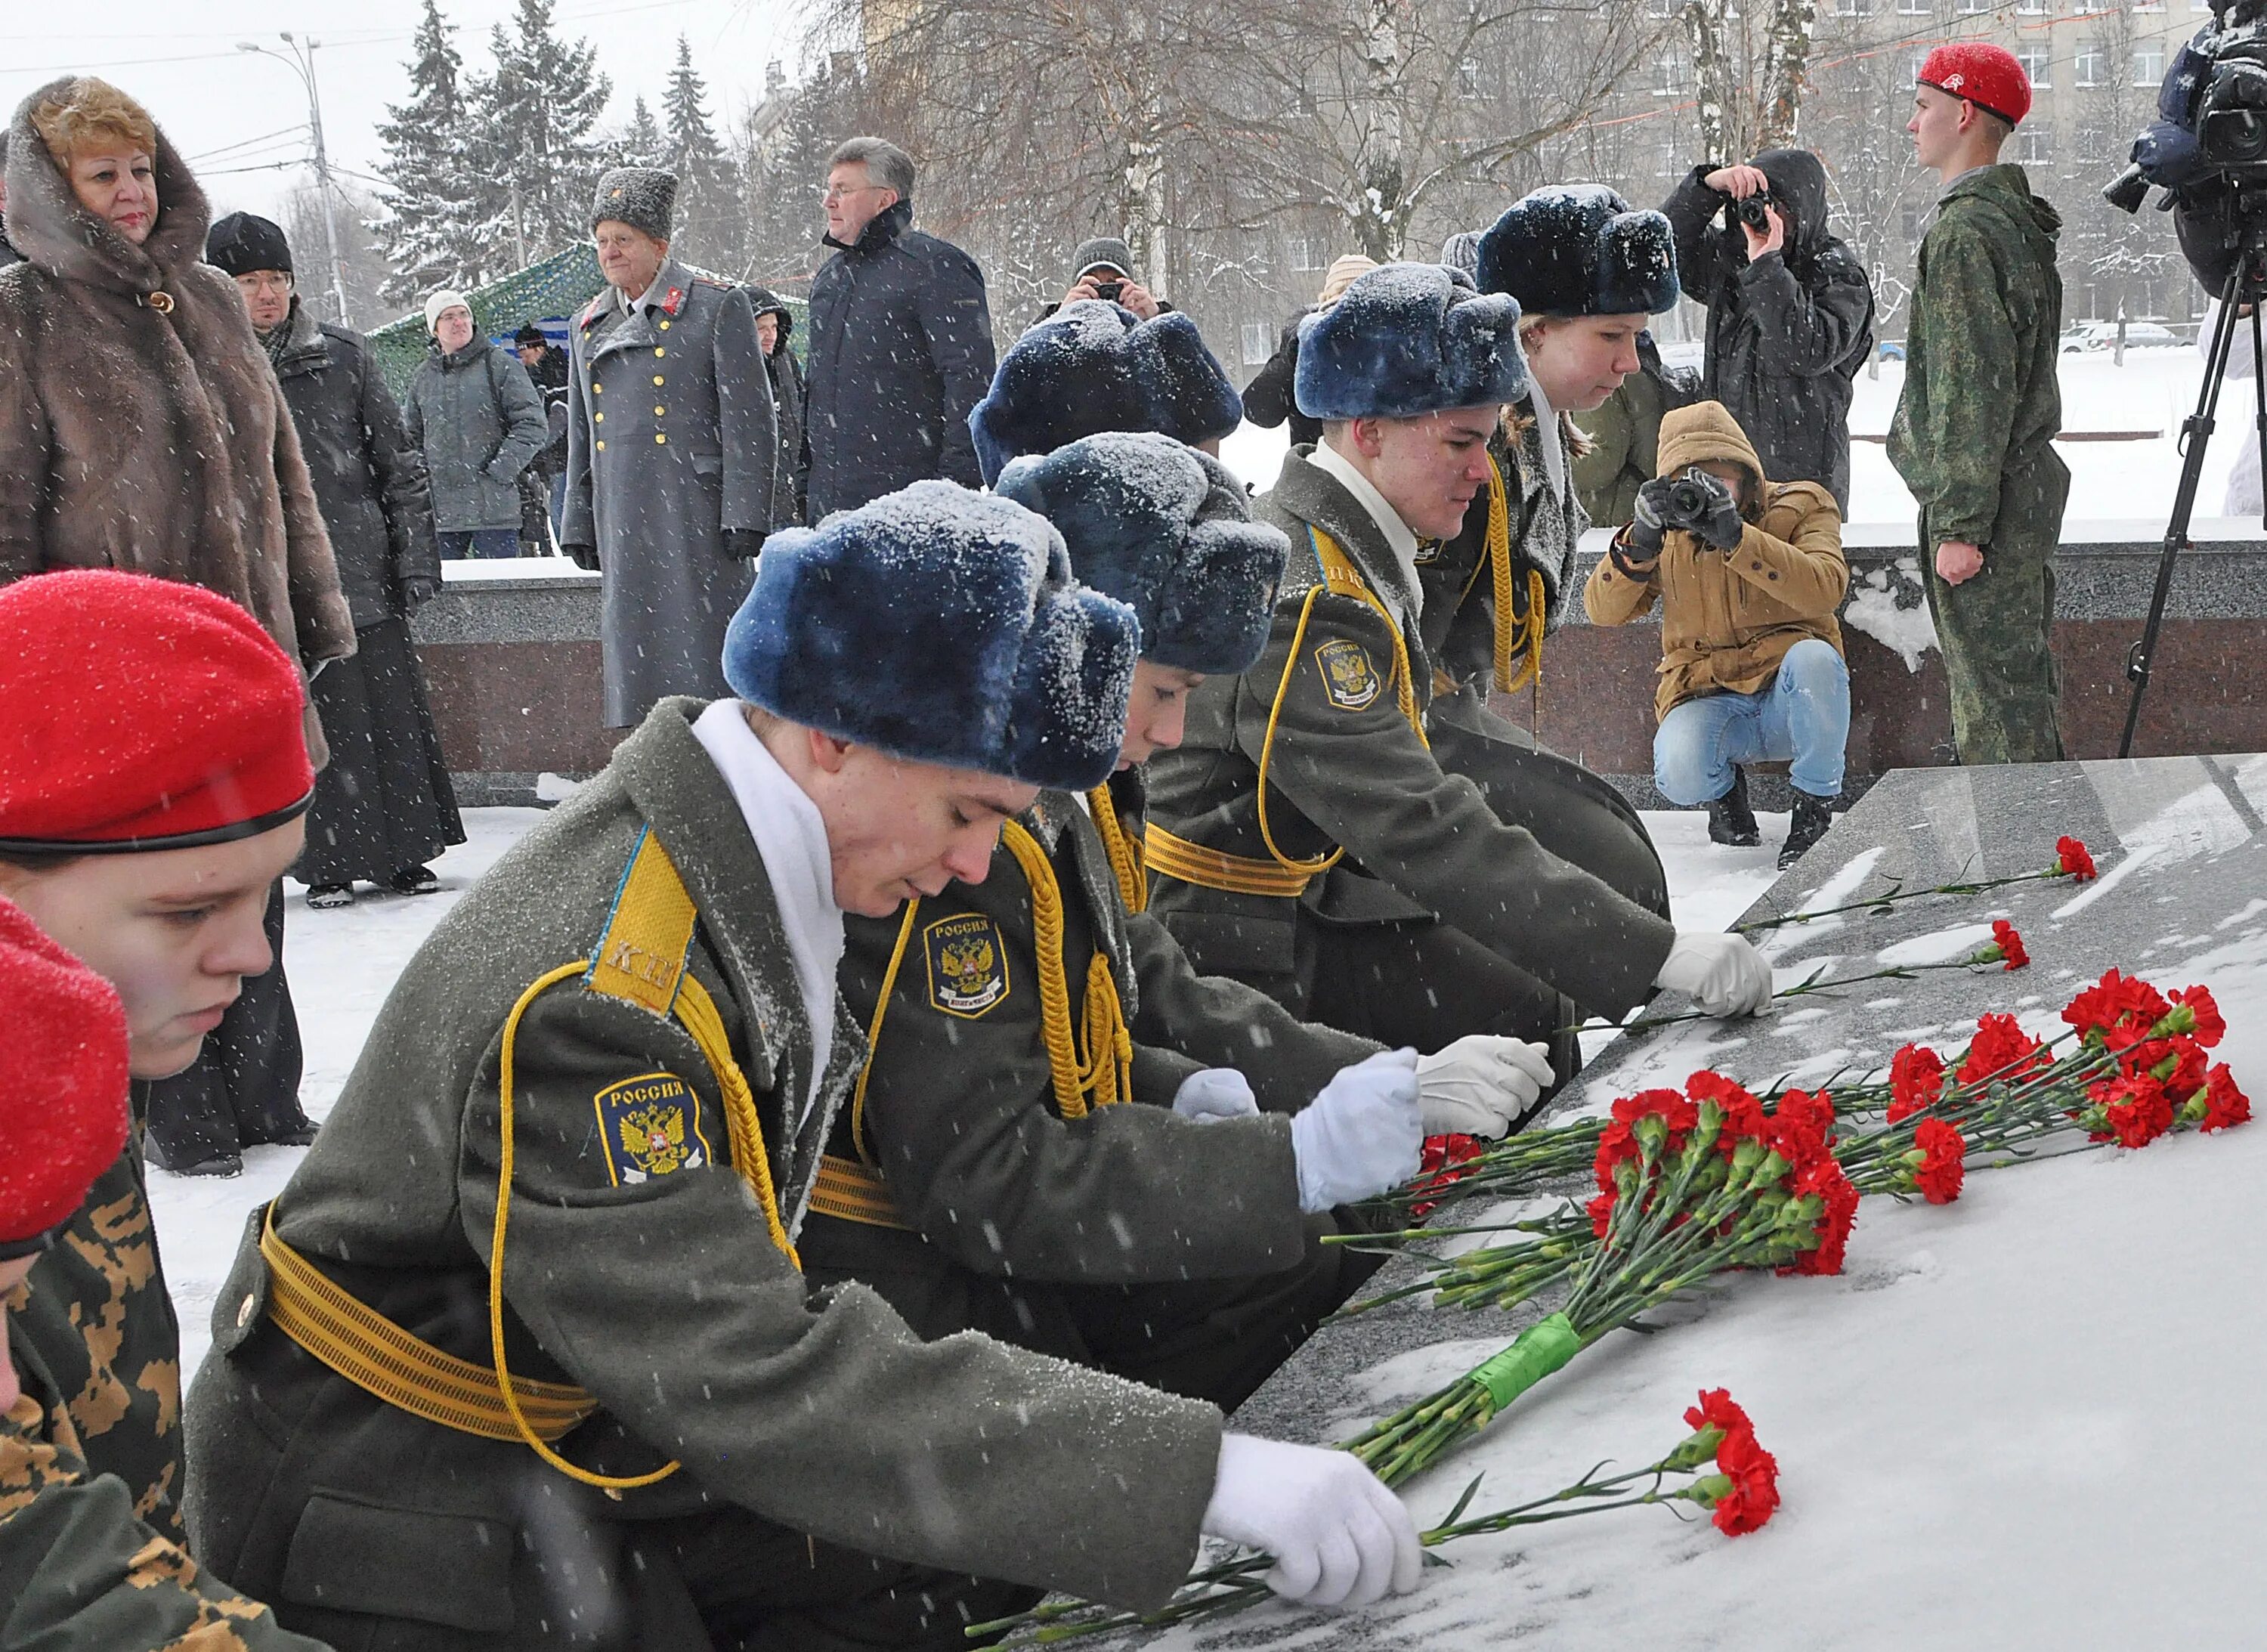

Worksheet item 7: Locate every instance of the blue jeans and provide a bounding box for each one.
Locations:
[1654,638,1850,804]
[437,529,521,560]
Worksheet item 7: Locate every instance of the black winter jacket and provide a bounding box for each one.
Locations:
[1242,316,1320,448]
[1662,152,1875,512]
[267,301,438,629]
[803,200,996,517]
[750,285,809,528]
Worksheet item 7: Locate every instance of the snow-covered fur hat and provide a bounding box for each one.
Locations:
[1293,262,1529,422]
[590,166,676,241]
[723,481,1140,790]
[970,300,1244,486]
[995,432,1288,676]
[1477,184,1679,317]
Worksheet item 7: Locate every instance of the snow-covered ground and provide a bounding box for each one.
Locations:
[1222,346,2256,532]
[149,804,1781,1380]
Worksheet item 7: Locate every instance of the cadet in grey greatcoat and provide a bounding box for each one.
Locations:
[561,168,777,728]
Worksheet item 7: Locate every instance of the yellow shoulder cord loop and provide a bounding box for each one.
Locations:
[849,899,922,1167]
[999,820,1131,1121]
[1467,453,1545,696]
[1087,784,1148,914]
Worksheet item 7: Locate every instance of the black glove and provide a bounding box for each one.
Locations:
[396,576,440,613]
[1684,472,1746,551]
[723,527,765,561]
[1626,478,1676,557]
[563,541,601,573]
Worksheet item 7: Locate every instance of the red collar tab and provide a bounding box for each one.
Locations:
[661,286,686,316]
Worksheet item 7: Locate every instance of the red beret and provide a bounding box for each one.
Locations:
[1919,43,2031,128]
[0,899,130,1256]
[0,571,314,854]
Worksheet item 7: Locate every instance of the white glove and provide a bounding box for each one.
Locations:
[1201,1433,1424,1609]
[1415,1035,1556,1138]
[1289,1050,1421,1213]
[1653,930,1773,1017]
[1173,1067,1260,1125]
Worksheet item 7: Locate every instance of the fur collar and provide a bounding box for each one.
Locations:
[4,79,211,296]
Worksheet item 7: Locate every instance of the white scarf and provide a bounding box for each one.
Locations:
[691,700,843,1118]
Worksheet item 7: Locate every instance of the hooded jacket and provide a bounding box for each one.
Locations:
[1888,164,2066,547]
[1583,400,1847,722]
[402,333,547,534]
[1662,150,1875,512]
[0,81,354,761]
[749,283,807,526]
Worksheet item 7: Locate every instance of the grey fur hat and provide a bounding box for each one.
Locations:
[590,167,677,241]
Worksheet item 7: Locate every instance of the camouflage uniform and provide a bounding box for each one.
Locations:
[803,772,1379,1412]
[1888,162,2069,765]
[11,1137,186,1541]
[2,1345,324,1650]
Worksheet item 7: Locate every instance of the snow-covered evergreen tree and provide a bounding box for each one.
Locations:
[462,0,614,273]
[616,97,666,170]
[663,36,745,274]
[370,0,482,305]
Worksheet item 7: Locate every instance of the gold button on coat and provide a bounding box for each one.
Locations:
[593,411,604,423]
[653,375,665,386]
[654,433,666,444]
[654,406,666,417]
[596,440,606,450]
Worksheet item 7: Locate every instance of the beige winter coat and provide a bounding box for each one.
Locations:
[0,81,354,760]
[1583,399,1846,723]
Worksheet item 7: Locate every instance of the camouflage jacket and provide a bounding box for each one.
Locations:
[1887,163,2066,546]
[12,1139,185,1540]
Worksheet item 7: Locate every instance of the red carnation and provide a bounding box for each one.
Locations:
[1989,920,2029,971]
[2056,836,2098,880]
[1782,1156,1860,1276]
[1408,1134,1483,1219]
[2062,970,2170,1044]
[1770,1087,1837,1164]
[1910,1118,1966,1205]
[1888,1044,1947,1123]
[1958,1013,2049,1089]
[2198,1064,2252,1133]
[1704,1422,1782,1536]
[1687,1069,1768,1143]
[2126,1035,2207,1099]
[1684,1387,1754,1440]
[2086,1073,2176,1149]
[1587,1189,1616,1238]
[2169,986,2226,1049]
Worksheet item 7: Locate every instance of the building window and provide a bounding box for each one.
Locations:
[2015,0,2047,14]
[1956,0,1987,14]
[1653,54,1683,96]
[2134,45,2166,84]
[2074,45,2104,86]
[1901,202,1924,245]
[1834,0,1868,15]
[1288,236,1322,273]
[1457,57,1480,97]
[1241,321,1273,365]
[2018,125,2053,164]
[2018,48,2050,89]
[1897,0,1928,15]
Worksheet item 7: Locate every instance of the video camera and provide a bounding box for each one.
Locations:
[2105,11,2267,217]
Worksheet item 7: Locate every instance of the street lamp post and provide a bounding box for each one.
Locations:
[238,34,351,326]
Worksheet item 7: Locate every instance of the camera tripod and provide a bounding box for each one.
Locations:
[2120,236,2267,756]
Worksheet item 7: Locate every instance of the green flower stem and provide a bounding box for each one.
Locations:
[1734,864,2073,933]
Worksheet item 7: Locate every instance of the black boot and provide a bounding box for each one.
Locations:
[1706,768,1760,847]
[1779,792,1839,870]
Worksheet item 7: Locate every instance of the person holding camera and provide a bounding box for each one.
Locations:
[1662,150,1873,513]
[1888,45,2068,766]
[1048,237,1167,322]
[1585,401,1851,870]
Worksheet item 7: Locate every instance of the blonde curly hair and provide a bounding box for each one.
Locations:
[29,77,157,166]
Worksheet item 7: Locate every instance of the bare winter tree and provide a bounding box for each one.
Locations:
[1681,0,1823,161]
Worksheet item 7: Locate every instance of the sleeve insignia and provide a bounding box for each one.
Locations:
[593,1072,712,1186]
[1314,638,1384,711]
[923,914,1011,1019]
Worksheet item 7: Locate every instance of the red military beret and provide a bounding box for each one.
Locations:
[0,899,130,1258]
[0,571,314,854]
[1919,42,2031,128]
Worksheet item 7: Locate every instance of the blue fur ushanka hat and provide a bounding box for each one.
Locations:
[1293,263,1529,422]
[970,301,1245,486]
[995,432,1290,677]
[1477,184,1680,318]
[723,481,1140,790]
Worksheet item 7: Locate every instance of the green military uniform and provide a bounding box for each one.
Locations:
[802,771,1379,1413]
[1888,162,2069,765]
[1144,447,1677,1055]
[2,1337,325,1651]
[183,701,1226,1651]
[11,1135,186,1542]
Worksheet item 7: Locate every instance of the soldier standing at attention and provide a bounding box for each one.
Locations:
[0,899,331,1648]
[184,484,1421,1650]
[1144,264,1773,1069]
[561,166,778,729]
[0,570,323,1546]
[1890,45,2067,764]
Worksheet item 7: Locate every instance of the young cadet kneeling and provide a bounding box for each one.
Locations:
[183,484,1422,1650]
[1145,264,1774,1060]
[0,900,330,1649]
[805,432,1557,1410]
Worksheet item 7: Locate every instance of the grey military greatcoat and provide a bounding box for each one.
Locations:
[563,261,778,727]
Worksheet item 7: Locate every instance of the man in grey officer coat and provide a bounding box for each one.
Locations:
[562,166,776,728]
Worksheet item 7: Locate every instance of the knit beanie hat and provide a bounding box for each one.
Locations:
[206,211,292,277]
[1071,237,1137,281]
[1918,43,2032,127]
[590,166,677,241]
[1294,262,1529,421]
[0,571,314,854]
[1316,253,1378,308]
[1477,184,1680,318]
[0,898,130,1260]
[723,481,1140,791]
[425,289,471,336]
[995,432,1289,676]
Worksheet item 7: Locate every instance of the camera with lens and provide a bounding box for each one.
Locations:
[1091,278,1125,303]
[1663,475,1715,521]
[1730,190,1775,233]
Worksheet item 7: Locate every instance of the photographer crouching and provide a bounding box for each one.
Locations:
[1584,401,1851,870]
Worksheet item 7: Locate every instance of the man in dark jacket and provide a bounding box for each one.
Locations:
[803,137,995,516]
[515,322,571,547]
[749,285,808,531]
[209,212,465,917]
[1662,147,1874,512]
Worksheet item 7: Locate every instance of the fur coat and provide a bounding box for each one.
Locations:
[0,81,354,760]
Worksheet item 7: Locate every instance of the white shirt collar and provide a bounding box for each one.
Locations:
[690,700,843,1118]
[1309,439,1423,618]
[617,269,668,317]
[1528,378,1567,501]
